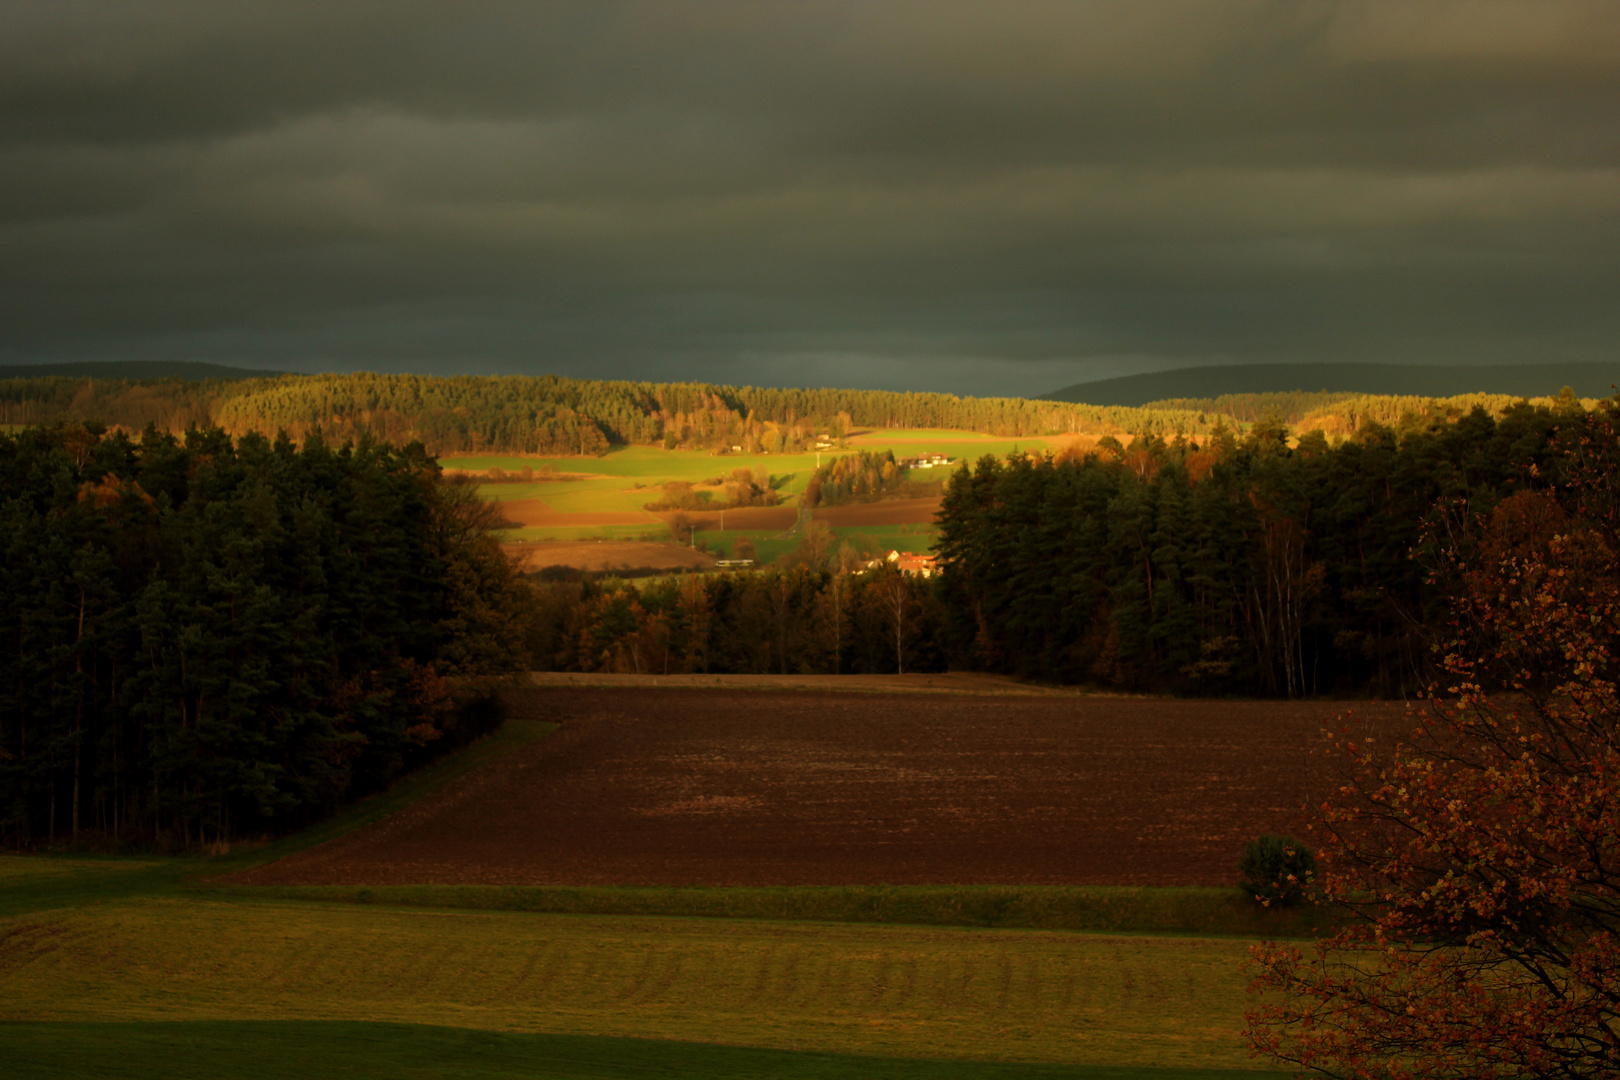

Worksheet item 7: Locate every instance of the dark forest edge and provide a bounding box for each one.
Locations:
[535,397,1599,699]
[0,423,536,850]
[3,391,1613,850]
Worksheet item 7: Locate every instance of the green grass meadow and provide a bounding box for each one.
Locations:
[1,1023,1286,1080]
[0,711,1293,1079]
[0,894,1286,1077]
[844,429,1060,461]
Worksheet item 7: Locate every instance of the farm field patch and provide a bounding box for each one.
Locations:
[504,541,716,573]
[815,497,943,527]
[844,429,1060,460]
[446,433,1028,547]
[496,498,658,528]
[652,505,800,532]
[0,896,1269,1071]
[448,446,821,485]
[235,688,1412,889]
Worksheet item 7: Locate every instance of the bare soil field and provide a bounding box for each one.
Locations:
[497,498,657,528]
[236,688,1415,889]
[652,506,798,531]
[504,541,715,572]
[813,496,943,527]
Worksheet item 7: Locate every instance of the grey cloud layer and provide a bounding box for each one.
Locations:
[2,1,1616,394]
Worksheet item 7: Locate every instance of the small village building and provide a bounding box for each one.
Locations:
[861,549,939,577]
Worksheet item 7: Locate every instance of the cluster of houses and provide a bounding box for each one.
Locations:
[862,550,939,578]
[899,452,952,469]
[713,550,937,576]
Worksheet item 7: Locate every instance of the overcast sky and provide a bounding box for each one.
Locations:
[2,1,1616,396]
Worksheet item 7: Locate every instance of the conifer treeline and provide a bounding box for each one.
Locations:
[0,424,533,848]
[0,371,1229,454]
[934,402,1580,696]
[516,398,1597,696]
[527,567,943,678]
[1141,388,1589,433]
[804,450,907,507]
[3,370,1588,458]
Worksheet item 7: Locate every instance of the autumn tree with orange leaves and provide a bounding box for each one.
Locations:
[1247,403,1620,1079]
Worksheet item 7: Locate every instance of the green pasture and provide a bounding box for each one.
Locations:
[826,523,937,556]
[451,446,827,503]
[450,434,998,548]
[0,1023,1287,1080]
[502,524,674,543]
[505,523,938,564]
[450,431,1056,526]
[643,522,936,565]
[0,892,1277,1074]
[715,524,937,562]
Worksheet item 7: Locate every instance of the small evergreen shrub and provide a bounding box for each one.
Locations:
[1240,835,1316,907]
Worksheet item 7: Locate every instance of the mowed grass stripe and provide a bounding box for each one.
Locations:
[0,1021,1291,1080]
[0,899,1260,1070]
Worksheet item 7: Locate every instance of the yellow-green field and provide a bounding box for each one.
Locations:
[844,429,1062,460]
[0,889,1266,1072]
[445,432,1060,547]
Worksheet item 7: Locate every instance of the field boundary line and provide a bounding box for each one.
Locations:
[209,882,1340,940]
[523,672,1142,697]
[195,711,560,883]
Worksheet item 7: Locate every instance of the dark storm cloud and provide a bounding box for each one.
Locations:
[1,1,1617,395]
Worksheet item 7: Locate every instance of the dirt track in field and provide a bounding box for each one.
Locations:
[813,496,943,527]
[236,688,1416,888]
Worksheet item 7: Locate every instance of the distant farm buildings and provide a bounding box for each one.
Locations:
[862,550,939,578]
[900,452,952,469]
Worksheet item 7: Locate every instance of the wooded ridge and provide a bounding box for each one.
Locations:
[0,369,1591,456]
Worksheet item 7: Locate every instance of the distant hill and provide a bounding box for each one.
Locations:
[0,369,1209,452]
[1,366,1607,454]
[1042,363,1620,407]
[0,360,286,381]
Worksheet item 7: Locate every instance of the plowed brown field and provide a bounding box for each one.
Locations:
[237,688,1414,888]
[497,498,656,527]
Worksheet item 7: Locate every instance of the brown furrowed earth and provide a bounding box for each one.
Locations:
[496,497,657,528]
[503,541,715,572]
[812,496,942,526]
[234,686,1415,889]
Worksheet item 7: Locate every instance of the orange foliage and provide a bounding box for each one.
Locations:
[1247,410,1620,1079]
[77,473,154,509]
[1184,449,1219,484]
